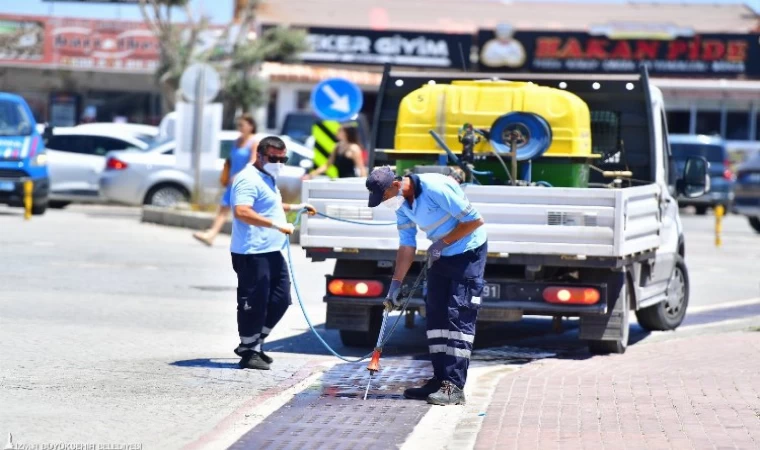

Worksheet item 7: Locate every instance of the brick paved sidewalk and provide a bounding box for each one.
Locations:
[475,332,760,450]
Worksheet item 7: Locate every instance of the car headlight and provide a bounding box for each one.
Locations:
[30,152,47,167]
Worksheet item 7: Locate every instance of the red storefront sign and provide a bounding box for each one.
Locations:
[0,13,160,72]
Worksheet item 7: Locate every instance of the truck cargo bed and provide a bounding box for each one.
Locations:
[300,179,662,259]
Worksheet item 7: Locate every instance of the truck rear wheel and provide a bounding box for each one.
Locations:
[584,272,630,355]
[338,306,383,348]
[635,256,689,331]
[749,216,760,233]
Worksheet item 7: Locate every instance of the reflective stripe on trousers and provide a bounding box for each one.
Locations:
[424,242,487,389]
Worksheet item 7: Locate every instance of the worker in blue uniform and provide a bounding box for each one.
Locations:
[366,166,487,406]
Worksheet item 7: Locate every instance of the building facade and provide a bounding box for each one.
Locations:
[1,1,759,154]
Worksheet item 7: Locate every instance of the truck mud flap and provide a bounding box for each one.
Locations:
[326,303,371,332]
[579,272,627,341]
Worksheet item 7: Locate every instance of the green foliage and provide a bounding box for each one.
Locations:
[143,0,307,117]
[225,73,267,110]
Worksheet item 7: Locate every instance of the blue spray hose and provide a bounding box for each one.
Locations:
[281,210,424,363]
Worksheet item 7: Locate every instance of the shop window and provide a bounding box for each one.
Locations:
[266,88,278,131]
[725,112,750,141]
[695,111,721,136]
[666,111,690,134]
[296,91,311,111]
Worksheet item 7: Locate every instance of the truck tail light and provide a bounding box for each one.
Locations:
[543,286,600,305]
[106,157,128,171]
[724,160,733,181]
[328,279,384,297]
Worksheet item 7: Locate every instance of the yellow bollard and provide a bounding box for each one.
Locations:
[23,180,33,220]
[715,204,724,247]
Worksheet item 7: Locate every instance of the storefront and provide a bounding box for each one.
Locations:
[0,14,162,126]
[260,25,474,132]
[474,25,760,154]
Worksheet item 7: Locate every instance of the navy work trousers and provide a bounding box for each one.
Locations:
[231,251,291,352]
[425,242,487,389]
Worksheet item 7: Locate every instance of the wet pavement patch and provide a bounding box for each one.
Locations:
[229,360,433,450]
[682,302,760,327]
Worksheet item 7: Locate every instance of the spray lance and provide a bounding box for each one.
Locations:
[363,269,428,400]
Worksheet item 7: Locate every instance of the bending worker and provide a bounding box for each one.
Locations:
[365,166,487,406]
[230,136,316,370]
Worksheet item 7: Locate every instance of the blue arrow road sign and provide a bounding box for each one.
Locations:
[310,78,364,122]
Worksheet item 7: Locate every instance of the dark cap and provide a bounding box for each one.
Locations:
[366,166,396,207]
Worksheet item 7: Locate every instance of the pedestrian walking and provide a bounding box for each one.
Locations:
[303,124,367,180]
[365,166,487,405]
[230,136,316,370]
[193,114,258,246]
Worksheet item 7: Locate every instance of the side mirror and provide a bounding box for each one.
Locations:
[677,156,710,198]
[43,123,54,143]
[299,159,314,170]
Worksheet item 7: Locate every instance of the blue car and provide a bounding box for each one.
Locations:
[669,134,734,215]
[733,151,760,233]
[0,93,49,215]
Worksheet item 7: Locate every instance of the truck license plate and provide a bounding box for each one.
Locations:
[483,283,501,300]
[0,181,14,192]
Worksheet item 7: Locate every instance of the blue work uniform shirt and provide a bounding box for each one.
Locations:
[396,173,486,257]
[230,165,288,254]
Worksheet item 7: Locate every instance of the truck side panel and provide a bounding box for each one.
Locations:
[301,179,662,258]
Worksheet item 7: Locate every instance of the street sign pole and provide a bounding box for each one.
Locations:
[190,69,206,207]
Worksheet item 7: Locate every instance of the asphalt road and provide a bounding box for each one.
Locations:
[0,205,758,449]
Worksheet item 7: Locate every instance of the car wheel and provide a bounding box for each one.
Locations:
[749,216,760,234]
[48,201,70,209]
[694,205,708,215]
[144,183,189,207]
[31,202,47,216]
[635,256,689,331]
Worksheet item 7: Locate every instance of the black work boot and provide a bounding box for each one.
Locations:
[234,345,274,364]
[403,377,442,400]
[259,351,274,364]
[239,352,271,370]
[427,380,466,406]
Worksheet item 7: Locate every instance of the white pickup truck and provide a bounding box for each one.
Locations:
[299,68,710,354]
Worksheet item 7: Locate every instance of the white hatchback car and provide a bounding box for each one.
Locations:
[99,132,314,207]
[45,127,150,206]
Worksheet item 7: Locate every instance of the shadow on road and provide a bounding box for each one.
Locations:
[170,318,654,370]
[170,358,240,369]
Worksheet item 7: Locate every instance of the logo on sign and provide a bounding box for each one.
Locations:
[480,23,526,69]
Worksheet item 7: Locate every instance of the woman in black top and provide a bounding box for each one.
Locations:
[304,124,367,179]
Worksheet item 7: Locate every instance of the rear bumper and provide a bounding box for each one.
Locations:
[0,176,49,206]
[324,278,610,331]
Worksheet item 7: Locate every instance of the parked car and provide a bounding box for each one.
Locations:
[733,150,760,233]
[75,122,159,144]
[44,127,149,207]
[669,134,734,215]
[99,132,314,207]
[0,93,49,215]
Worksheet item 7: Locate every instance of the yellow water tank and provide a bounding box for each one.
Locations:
[394,80,592,158]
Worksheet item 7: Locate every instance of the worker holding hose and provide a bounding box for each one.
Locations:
[366,166,487,406]
[230,136,316,370]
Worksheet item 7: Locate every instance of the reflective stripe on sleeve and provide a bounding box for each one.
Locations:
[454,204,474,220]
